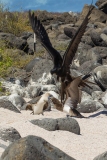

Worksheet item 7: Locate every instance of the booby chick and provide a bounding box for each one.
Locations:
[26,92,52,115]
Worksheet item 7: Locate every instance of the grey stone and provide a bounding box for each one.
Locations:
[31,118,58,131]
[0,126,21,142]
[93,151,107,160]
[94,65,107,88]
[0,32,28,52]
[0,99,21,113]
[1,135,75,160]
[77,100,104,113]
[31,117,80,135]
[8,93,27,110]
[25,58,40,72]
[90,30,107,47]
[57,118,80,134]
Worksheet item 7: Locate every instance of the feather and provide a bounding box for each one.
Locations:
[61,5,94,74]
[29,10,63,70]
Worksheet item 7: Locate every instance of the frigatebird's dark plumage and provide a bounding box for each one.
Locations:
[29,6,94,77]
[29,6,94,102]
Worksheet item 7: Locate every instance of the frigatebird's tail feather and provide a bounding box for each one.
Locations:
[61,5,94,73]
[29,10,63,67]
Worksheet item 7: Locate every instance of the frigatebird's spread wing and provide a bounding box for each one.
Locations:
[29,11,62,68]
[61,6,94,73]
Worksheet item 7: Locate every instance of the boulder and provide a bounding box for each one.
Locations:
[94,65,107,88]
[102,26,107,35]
[87,47,107,61]
[75,5,107,26]
[90,30,107,47]
[77,100,104,113]
[100,33,107,43]
[57,33,70,40]
[94,22,106,28]
[81,91,93,103]
[95,0,107,14]
[30,59,55,83]
[0,32,28,52]
[1,135,75,160]
[92,91,103,101]
[64,27,77,38]
[25,58,40,72]
[8,93,27,110]
[31,117,80,135]
[20,31,32,40]
[78,60,101,75]
[81,35,94,46]
[100,91,107,105]
[0,126,21,142]
[0,99,21,113]
[93,151,107,160]
[25,85,41,98]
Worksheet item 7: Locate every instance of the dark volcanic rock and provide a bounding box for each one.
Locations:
[76,5,107,26]
[90,30,107,47]
[81,35,95,46]
[0,99,21,113]
[1,135,75,160]
[25,58,40,72]
[95,0,107,14]
[77,100,104,113]
[31,118,80,135]
[78,61,101,75]
[87,47,107,61]
[94,65,107,88]
[93,151,107,160]
[64,27,77,38]
[82,84,103,95]
[0,32,28,52]
[0,126,21,142]
[30,59,55,84]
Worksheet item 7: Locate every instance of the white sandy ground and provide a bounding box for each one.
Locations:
[0,107,107,160]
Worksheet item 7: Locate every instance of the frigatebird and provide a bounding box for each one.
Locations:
[29,6,94,102]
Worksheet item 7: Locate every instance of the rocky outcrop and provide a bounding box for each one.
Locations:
[93,151,107,160]
[95,0,107,14]
[0,99,21,113]
[0,126,21,142]
[31,117,80,134]
[77,100,104,113]
[75,5,107,26]
[1,135,75,160]
[0,32,29,52]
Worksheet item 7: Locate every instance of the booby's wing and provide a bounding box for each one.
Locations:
[29,11,62,67]
[61,6,94,73]
[64,97,85,118]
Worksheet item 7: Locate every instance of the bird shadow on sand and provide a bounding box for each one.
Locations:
[87,110,107,118]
